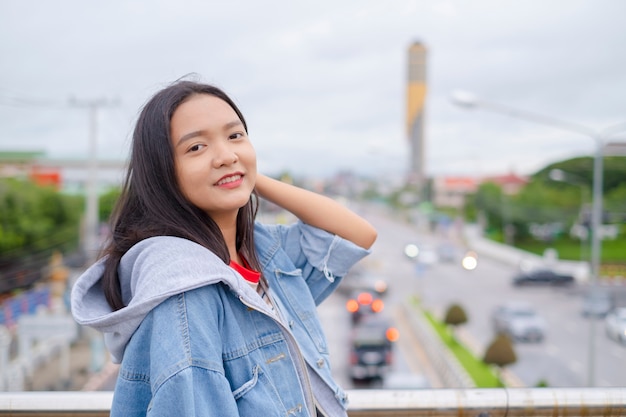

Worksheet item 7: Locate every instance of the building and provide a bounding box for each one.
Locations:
[481,172,529,195]
[432,176,478,209]
[432,172,529,210]
[0,150,126,193]
[0,151,63,190]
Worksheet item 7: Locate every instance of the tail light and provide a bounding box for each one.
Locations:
[346,299,359,313]
[371,299,384,313]
[357,292,373,305]
[386,327,399,342]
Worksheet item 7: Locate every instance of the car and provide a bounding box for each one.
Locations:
[338,271,388,296]
[348,315,398,382]
[416,245,439,265]
[581,288,613,318]
[512,268,575,286]
[605,308,626,344]
[491,301,547,342]
[436,242,459,263]
[345,289,385,324]
[461,250,479,270]
[403,242,439,265]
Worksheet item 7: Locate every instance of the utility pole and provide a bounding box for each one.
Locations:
[68,98,119,264]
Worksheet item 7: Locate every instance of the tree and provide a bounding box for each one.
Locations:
[462,156,626,245]
[484,333,517,386]
[0,178,82,256]
[443,303,468,337]
[98,187,121,222]
[0,178,82,292]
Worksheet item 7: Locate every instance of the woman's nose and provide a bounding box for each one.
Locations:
[213,143,239,167]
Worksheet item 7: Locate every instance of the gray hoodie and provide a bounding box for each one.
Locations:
[70,235,268,363]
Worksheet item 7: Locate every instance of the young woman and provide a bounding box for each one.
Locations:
[71,79,377,417]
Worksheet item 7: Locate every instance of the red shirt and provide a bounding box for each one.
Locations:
[229,259,261,284]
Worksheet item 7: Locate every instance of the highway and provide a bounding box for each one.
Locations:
[320,203,626,389]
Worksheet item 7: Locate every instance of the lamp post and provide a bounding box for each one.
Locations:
[450,90,626,386]
[548,168,589,262]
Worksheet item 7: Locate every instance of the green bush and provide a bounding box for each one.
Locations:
[444,303,468,327]
[483,333,517,368]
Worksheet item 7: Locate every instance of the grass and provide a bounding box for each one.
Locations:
[420,308,503,388]
[514,237,626,263]
[514,237,626,278]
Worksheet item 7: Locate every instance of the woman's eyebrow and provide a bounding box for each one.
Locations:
[176,120,243,146]
[177,130,204,146]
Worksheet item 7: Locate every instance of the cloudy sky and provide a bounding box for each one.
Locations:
[1,0,625,181]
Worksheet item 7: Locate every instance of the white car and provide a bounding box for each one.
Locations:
[492,301,547,343]
[605,308,626,344]
[404,243,439,265]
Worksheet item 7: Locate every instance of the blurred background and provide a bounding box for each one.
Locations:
[1,0,625,395]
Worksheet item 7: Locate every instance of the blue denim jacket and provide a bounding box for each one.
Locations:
[71,221,370,417]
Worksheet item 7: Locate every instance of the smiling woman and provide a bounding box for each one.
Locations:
[170,94,257,224]
[70,79,377,417]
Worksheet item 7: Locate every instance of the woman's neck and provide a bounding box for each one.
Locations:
[216,220,239,263]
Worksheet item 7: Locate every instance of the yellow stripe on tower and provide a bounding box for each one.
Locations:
[406,42,427,137]
[406,82,426,136]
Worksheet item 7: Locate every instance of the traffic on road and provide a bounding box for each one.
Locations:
[320,203,626,390]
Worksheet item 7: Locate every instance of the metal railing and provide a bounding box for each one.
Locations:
[0,388,625,416]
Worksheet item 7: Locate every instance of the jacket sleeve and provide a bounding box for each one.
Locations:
[147,367,240,417]
[112,290,241,417]
[260,221,371,304]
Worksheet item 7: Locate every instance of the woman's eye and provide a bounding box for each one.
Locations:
[229,132,244,140]
[189,144,205,152]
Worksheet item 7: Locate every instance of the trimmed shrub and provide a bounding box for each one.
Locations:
[444,303,468,327]
[484,334,517,368]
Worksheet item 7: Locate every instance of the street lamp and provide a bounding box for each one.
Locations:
[450,90,626,386]
[548,168,589,262]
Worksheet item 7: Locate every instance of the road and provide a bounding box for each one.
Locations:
[320,203,626,389]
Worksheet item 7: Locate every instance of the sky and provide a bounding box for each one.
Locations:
[1,0,625,181]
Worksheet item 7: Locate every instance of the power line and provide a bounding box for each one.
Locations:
[0,92,66,109]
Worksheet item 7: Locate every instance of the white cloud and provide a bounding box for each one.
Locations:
[1,0,625,180]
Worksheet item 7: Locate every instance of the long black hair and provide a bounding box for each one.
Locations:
[101,79,260,311]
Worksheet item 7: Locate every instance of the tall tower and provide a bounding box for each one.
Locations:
[406,41,427,194]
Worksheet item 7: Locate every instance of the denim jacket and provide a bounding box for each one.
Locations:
[71,221,370,417]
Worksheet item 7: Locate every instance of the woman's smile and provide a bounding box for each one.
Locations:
[215,173,244,188]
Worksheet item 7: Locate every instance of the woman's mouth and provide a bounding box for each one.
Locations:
[215,174,244,188]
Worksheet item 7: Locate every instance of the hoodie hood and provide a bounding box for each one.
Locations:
[70,236,261,363]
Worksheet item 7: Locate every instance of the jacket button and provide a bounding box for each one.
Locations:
[316,359,325,368]
[289,320,294,329]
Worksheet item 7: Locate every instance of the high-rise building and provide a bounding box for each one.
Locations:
[406,41,427,193]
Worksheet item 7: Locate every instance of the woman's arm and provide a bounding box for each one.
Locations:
[254,174,377,249]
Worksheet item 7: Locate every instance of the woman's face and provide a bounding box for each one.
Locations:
[170,94,256,221]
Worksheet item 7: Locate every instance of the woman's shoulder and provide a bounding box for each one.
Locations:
[119,236,235,293]
[132,235,207,251]
[123,236,220,264]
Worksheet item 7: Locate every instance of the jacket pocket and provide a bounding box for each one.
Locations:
[232,364,307,416]
[232,364,261,400]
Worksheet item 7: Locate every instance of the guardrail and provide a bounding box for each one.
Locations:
[0,388,624,416]
[399,301,475,388]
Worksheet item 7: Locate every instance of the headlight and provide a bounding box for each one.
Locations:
[404,244,419,259]
[462,251,478,270]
